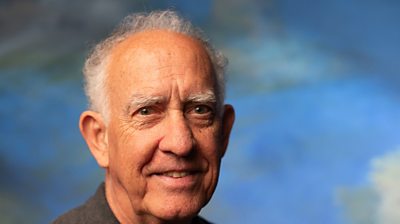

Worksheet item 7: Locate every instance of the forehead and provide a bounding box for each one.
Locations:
[106,29,215,95]
[111,29,208,56]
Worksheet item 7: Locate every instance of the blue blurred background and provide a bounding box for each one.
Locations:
[1,0,400,223]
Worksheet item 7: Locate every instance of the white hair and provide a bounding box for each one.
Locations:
[82,10,228,121]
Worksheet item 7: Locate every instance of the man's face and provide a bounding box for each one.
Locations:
[101,30,234,223]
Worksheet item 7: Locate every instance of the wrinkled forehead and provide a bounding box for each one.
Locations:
[105,29,218,99]
[111,29,208,55]
[107,29,213,77]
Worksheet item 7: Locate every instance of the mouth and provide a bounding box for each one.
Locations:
[161,171,193,178]
[150,170,202,189]
[154,170,200,178]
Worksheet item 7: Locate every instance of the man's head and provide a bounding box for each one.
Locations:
[79,11,235,224]
[82,10,227,121]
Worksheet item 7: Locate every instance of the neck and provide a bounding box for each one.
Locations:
[105,174,136,223]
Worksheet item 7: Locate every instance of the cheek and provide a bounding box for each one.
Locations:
[107,128,162,200]
[107,125,158,178]
[195,128,223,183]
[195,125,223,158]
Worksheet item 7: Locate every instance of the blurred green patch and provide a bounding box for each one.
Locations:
[0,190,45,224]
[336,186,378,224]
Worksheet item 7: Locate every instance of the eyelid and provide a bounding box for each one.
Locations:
[125,95,165,116]
[186,100,216,108]
[131,105,162,117]
[186,103,215,115]
[185,92,217,112]
[187,100,213,106]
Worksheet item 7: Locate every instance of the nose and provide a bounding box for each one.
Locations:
[159,112,195,157]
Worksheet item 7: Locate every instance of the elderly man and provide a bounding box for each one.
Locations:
[53,10,235,224]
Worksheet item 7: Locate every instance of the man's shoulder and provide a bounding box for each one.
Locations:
[194,216,214,224]
[52,203,88,224]
[52,183,119,224]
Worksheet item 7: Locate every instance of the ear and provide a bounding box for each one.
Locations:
[79,111,109,168]
[220,104,235,158]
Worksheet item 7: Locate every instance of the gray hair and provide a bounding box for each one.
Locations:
[83,10,228,120]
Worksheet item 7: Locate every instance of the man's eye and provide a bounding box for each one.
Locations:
[193,105,212,114]
[138,107,152,116]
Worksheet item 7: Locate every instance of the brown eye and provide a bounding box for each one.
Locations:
[138,107,152,115]
[193,105,212,114]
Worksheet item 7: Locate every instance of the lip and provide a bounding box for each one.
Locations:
[150,170,202,189]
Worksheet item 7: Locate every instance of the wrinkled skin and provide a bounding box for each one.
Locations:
[80,30,235,224]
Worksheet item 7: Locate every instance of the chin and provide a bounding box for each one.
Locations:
[146,195,206,222]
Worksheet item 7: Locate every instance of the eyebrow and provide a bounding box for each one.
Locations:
[125,94,166,115]
[186,91,217,104]
[124,91,217,115]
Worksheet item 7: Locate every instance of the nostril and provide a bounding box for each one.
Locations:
[158,116,196,156]
[159,134,196,158]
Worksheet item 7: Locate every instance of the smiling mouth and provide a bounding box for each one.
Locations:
[151,170,201,188]
[161,171,192,178]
